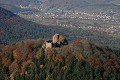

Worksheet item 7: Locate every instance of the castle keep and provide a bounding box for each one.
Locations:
[42,34,68,48]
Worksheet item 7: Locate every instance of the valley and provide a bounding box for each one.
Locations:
[0,0,120,48]
[12,1,120,40]
[19,10,120,36]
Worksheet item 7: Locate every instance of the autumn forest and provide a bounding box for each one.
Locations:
[0,38,120,80]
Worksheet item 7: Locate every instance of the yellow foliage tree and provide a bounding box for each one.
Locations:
[59,35,65,43]
[13,49,19,59]
[40,64,44,68]
[9,60,19,73]
[10,73,14,80]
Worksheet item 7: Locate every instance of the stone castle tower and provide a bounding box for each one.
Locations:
[42,33,67,49]
[52,33,59,43]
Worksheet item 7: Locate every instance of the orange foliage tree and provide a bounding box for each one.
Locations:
[45,48,54,59]
[55,54,63,62]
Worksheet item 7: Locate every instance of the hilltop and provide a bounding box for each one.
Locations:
[0,38,120,80]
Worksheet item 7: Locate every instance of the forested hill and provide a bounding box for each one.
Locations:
[0,7,71,44]
[0,38,120,80]
[0,7,50,44]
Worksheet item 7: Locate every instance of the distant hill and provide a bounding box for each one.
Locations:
[0,0,41,13]
[39,0,120,12]
[0,0,40,6]
[0,0,120,12]
[1,0,120,6]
